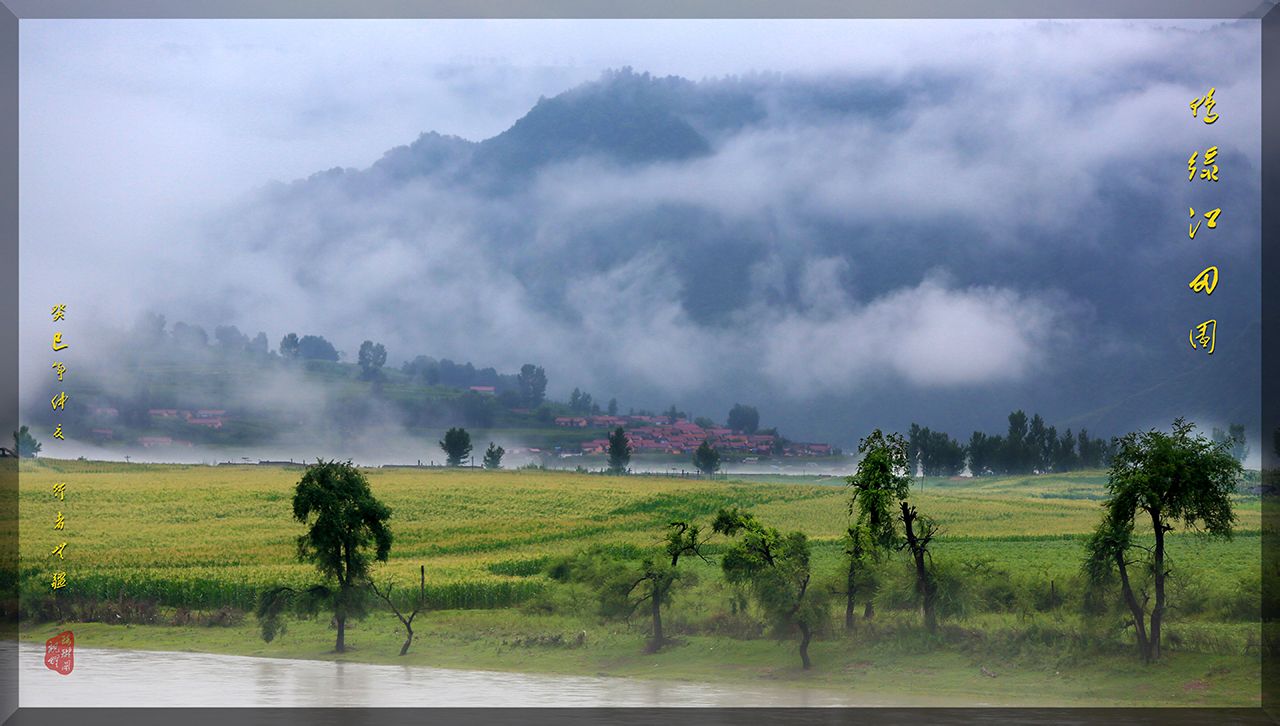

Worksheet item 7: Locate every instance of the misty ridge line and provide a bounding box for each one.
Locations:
[24,309,1256,482]
[195,65,1077,405]
[25,311,840,467]
[191,63,1254,448]
[21,45,1263,458]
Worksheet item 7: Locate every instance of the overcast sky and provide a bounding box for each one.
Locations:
[18,19,1263,461]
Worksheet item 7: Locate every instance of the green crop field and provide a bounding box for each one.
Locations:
[12,458,1266,706]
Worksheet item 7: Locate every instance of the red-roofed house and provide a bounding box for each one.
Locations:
[187,418,223,429]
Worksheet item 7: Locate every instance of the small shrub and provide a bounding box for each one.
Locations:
[1219,571,1261,621]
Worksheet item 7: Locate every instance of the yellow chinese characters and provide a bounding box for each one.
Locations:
[1187,146,1218,182]
[1189,87,1218,124]
[1188,207,1220,239]
[48,304,70,593]
[1189,320,1217,355]
[1188,266,1219,296]
[1185,91,1222,354]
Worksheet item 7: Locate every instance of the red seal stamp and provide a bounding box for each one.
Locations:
[44,630,73,675]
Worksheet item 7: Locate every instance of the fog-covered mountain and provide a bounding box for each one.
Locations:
[123,65,1267,454]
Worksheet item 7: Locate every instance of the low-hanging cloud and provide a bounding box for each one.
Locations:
[18,19,1262,449]
[752,272,1062,395]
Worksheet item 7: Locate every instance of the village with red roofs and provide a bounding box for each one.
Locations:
[559,415,834,458]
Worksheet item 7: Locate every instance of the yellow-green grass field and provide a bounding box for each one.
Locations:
[13,460,1261,597]
[9,458,1266,706]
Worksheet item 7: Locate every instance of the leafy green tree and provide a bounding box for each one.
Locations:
[1056,428,1079,471]
[12,425,41,458]
[838,524,875,631]
[898,500,940,634]
[440,427,472,467]
[1004,410,1032,474]
[214,324,249,351]
[297,334,340,362]
[921,429,966,476]
[517,364,547,407]
[483,442,505,469]
[1230,423,1248,463]
[256,460,392,652]
[692,439,720,476]
[770,435,790,457]
[1212,424,1249,464]
[611,522,708,652]
[1077,428,1115,469]
[357,340,387,379]
[171,321,209,348]
[279,332,300,360]
[569,388,594,414]
[1044,424,1061,471]
[248,332,270,357]
[1078,429,1094,468]
[846,430,910,546]
[693,416,715,429]
[1083,418,1241,662]
[844,429,910,620]
[908,424,966,476]
[1029,414,1049,472]
[727,403,760,434]
[967,431,1001,476]
[607,426,631,474]
[907,423,923,476]
[134,311,167,341]
[714,508,825,669]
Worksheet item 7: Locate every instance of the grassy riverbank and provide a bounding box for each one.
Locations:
[13,458,1264,706]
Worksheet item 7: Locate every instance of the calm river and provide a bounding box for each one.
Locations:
[18,643,867,707]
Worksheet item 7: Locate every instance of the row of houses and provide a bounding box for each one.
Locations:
[147,408,227,430]
[554,414,701,429]
[555,415,622,428]
[89,406,228,426]
[137,437,194,448]
[577,419,833,457]
[84,430,196,448]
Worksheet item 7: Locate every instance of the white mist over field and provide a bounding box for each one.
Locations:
[18,20,1263,460]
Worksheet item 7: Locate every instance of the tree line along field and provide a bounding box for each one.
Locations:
[10,458,1265,704]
